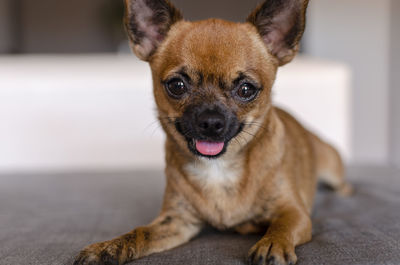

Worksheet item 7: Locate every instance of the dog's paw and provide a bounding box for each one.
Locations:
[73,239,125,265]
[248,237,297,265]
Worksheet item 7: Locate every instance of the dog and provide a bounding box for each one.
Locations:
[74,0,353,264]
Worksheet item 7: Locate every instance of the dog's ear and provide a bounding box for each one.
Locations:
[124,0,182,61]
[247,0,309,66]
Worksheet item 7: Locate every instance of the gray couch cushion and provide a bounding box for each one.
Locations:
[0,167,399,265]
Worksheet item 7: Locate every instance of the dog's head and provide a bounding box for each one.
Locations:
[125,0,308,158]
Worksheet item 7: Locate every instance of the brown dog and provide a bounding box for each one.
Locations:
[74,0,352,264]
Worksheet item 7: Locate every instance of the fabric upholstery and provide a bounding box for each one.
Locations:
[0,167,399,265]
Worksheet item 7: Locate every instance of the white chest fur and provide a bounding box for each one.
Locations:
[185,157,243,188]
[184,156,248,227]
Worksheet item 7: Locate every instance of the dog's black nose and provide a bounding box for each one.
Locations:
[196,110,226,137]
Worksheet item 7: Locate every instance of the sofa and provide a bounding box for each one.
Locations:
[1,166,399,265]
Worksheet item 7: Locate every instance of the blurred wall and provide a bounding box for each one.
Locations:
[304,0,391,165]
[0,0,123,53]
[20,0,118,53]
[0,0,14,52]
[0,0,261,54]
[171,0,259,21]
[390,0,400,166]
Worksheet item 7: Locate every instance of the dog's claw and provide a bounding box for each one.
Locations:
[73,240,123,265]
[248,238,297,265]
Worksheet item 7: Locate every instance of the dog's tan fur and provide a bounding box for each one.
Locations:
[74,1,352,265]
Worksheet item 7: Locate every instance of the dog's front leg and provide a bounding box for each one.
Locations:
[73,210,202,265]
[248,205,312,265]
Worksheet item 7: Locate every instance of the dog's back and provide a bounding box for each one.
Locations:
[276,107,352,200]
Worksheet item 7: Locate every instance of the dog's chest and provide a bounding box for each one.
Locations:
[186,158,240,185]
[185,158,251,227]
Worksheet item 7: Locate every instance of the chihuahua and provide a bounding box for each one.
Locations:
[74,0,352,264]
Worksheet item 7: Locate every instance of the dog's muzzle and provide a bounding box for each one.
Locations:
[175,104,243,158]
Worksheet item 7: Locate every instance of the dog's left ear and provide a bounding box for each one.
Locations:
[247,0,309,66]
[124,0,183,61]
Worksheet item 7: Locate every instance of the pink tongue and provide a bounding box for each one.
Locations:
[195,141,225,156]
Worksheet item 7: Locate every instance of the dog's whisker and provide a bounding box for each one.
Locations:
[143,120,163,134]
[241,129,257,138]
[233,134,246,150]
[158,116,179,123]
[180,128,193,140]
[244,122,268,132]
[150,124,163,137]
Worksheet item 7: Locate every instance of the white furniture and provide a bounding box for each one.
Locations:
[0,54,351,172]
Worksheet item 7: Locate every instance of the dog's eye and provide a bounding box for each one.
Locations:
[236,83,258,101]
[165,78,187,98]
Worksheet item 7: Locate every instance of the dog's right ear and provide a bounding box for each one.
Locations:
[124,0,182,61]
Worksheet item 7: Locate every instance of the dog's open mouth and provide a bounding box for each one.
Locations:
[174,113,244,158]
[195,140,225,156]
[186,138,228,158]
